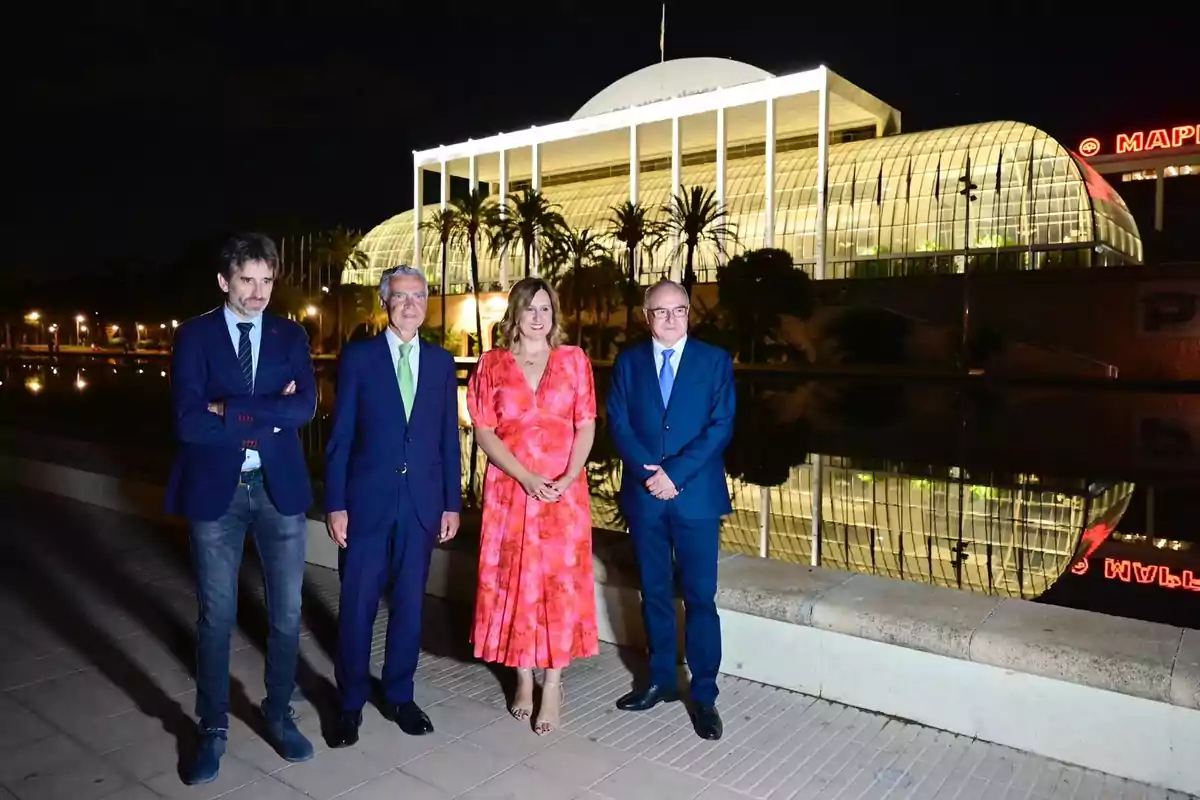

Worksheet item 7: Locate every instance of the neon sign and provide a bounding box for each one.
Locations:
[1079,124,1199,157]
[1069,557,1200,591]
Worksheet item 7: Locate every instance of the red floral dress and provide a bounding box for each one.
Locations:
[466,345,600,668]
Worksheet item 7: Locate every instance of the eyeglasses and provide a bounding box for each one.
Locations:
[647,306,690,320]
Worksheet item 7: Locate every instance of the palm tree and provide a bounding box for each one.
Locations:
[312,226,370,347]
[550,228,613,349]
[661,185,738,295]
[607,200,663,339]
[419,208,460,345]
[449,189,498,354]
[546,226,607,287]
[495,188,566,278]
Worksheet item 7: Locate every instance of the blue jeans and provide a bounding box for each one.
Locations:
[189,473,308,730]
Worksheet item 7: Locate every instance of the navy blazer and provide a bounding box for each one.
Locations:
[607,338,736,522]
[165,308,317,521]
[323,333,462,538]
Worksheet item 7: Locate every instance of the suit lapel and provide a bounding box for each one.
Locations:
[639,341,665,415]
[409,339,435,427]
[206,308,243,386]
[255,314,285,392]
[374,332,407,427]
[665,339,698,413]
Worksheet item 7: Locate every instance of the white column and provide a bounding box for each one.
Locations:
[498,150,509,289]
[716,105,727,255]
[758,488,771,558]
[468,154,477,196]
[629,124,641,204]
[440,161,450,292]
[810,454,823,567]
[531,142,541,276]
[670,116,682,281]
[764,98,776,248]
[629,124,640,280]
[815,69,830,281]
[1154,170,1165,232]
[412,164,423,269]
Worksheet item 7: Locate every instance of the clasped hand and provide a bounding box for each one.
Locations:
[643,464,678,500]
[207,380,295,416]
[519,470,571,503]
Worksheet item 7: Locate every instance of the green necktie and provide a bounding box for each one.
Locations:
[398,341,415,420]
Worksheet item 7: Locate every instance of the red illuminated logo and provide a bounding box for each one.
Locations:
[1101,558,1200,591]
[1080,124,1198,158]
[1078,137,1101,157]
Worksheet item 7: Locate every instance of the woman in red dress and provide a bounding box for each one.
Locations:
[466,277,599,734]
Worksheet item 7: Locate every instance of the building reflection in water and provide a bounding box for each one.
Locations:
[2,359,1145,602]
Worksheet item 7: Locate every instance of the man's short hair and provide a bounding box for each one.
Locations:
[378,265,429,301]
[643,278,690,309]
[219,232,279,279]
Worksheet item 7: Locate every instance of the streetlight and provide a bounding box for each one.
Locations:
[303,305,323,351]
[135,323,144,347]
[75,314,86,345]
[25,311,44,347]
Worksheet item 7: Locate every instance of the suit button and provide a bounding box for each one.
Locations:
[406,436,412,443]
[665,425,671,430]
[401,465,408,475]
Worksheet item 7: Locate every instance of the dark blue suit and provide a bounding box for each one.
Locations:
[166,308,316,520]
[165,306,316,730]
[607,337,735,705]
[324,332,462,711]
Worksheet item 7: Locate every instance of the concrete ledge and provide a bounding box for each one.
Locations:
[968,598,1183,705]
[3,451,1198,794]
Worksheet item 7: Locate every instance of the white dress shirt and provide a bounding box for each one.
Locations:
[223,305,262,472]
[652,334,687,379]
[386,327,421,395]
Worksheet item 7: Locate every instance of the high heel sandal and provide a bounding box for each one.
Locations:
[534,681,563,736]
[510,668,534,722]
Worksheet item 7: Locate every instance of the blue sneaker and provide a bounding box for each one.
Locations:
[186,728,227,785]
[261,702,314,763]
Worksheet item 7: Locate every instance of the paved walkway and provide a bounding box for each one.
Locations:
[0,491,1190,800]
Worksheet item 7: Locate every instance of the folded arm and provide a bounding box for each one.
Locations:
[222,329,317,430]
[605,358,658,484]
[323,350,358,513]
[660,353,735,489]
[171,324,270,446]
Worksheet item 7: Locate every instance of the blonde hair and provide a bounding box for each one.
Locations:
[496,277,566,349]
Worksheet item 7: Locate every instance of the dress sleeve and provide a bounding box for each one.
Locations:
[572,348,597,426]
[467,352,499,429]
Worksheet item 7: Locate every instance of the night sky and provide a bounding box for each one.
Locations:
[11,3,1196,281]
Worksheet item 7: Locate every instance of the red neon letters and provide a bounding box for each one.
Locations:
[1100,558,1200,591]
[1080,124,1198,157]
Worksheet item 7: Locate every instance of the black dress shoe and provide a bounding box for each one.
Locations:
[692,704,723,740]
[393,701,434,736]
[328,710,361,748]
[615,684,681,712]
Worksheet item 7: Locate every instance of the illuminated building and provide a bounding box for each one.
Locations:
[1075,123,1199,233]
[346,58,1143,296]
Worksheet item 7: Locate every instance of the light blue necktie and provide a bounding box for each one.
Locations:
[659,348,675,407]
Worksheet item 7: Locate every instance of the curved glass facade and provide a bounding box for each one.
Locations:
[346,121,1142,292]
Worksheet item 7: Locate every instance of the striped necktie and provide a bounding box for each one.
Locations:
[236,322,254,390]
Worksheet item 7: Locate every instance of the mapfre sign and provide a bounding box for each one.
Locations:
[1078,124,1198,158]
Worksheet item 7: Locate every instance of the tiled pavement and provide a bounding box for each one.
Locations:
[0,491,1192,800]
